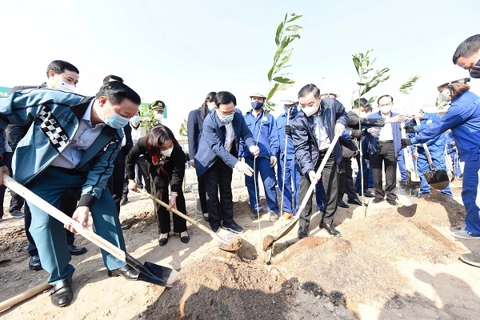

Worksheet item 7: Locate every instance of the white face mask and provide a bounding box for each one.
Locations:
[207,102,216,110]
[379,106,392,114]
[55,81,76,92]
[439,89,451,102]
[161,146,174,157]
[302,103,320,117]
[154,113,163,121]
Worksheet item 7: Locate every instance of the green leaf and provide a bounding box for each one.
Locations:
[267,83,280,102]
[286,25,303,32]
[273,76,295,84]
[267,66,275,82]
[275,22,284,46]
[287,14,302,23]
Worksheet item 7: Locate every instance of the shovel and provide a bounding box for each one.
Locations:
[137,189,242,252]
[263,134,340,251]
[397,123,421,206]
[2,174,177,287]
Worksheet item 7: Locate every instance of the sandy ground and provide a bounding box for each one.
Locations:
[1,167,479,319]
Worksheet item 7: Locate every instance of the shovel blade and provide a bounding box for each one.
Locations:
[126,254,177,287]
[423,169,450,190]
[397,180,420,206]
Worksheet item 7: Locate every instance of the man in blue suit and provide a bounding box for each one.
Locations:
[292,84,348,238]
[194,91,259,234]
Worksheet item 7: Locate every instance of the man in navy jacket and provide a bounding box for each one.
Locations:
[292,84,347,238]
[194,91,259,234]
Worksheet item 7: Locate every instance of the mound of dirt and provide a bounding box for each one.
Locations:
[273,211,465,313]
[142,256,287,320]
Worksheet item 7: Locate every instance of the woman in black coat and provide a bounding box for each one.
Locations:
[126,124,188,246]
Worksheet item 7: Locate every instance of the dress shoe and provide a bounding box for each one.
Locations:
[337,199,349,208]
[319,223,342,237]
[347,198,363,206]
[29,255,42,271]
[159,233,169,246]
[50,278,73,307]
[221,222,245,234]
[68,244,87,256]
[107,265,140,280]
[387,199,398,206]
[298,230,308,239]
[180,231,190,244]
[362,190,375,198]
[372,198,384,204]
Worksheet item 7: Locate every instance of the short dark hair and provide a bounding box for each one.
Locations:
[352,98,369,109]
[298,84,321,99]
[365,106,373,113]
[214,91,236,107]
[95,81,141,105]
[46,60,79,77]
[377,95,393,105]
[145,124,179,154]
[103,75,124,84]
[453,34,480,64]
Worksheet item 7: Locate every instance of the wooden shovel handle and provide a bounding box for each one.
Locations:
[0,282,52,313]
[2,174,126,263]
[137,189,216,237]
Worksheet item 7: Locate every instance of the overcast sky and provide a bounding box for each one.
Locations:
[1,0,478,134]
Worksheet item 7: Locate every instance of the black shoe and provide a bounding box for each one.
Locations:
[387,199,398,206]
[158,233,169,246]
[68,245,87,256]
[320,223,342,237]
[107,265,140,280]
[372,198,384,203]
[120,223,130,230]
[29,255,42,271]
[50,278,73,307]
[221,222,244,234]
[361,190,375,198]
[337,199,349,208]
[347,198,362,206]
[298,230,308,239]
[180,231,190,244]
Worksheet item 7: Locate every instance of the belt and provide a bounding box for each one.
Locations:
[378,140,394,143]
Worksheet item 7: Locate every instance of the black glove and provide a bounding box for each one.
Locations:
[351,129,361,138]
[404,125,415,133]
[401,138,412,148]
[285,125,292,136]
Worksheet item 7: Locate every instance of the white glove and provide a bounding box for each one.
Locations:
[249,146,260,157]
[235,161,254,176]
[270,156,277,167]
[308,170,320,184]
[334,123,345,136]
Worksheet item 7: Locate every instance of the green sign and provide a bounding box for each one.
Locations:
[0,86,11,97]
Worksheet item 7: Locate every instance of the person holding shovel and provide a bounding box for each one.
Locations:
[292,84,348,239]
[404,109,452,197]
[126,124,189,246]
[194,91,259,234]
[0,81,142,307]
[401,77,480,240]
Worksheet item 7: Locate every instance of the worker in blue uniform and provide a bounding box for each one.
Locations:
[446,130,463,179]
[405,110,452,196]
[276,100,301,219]
[402,77,480,239]
[239,93,280,222]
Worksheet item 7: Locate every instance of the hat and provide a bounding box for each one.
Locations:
[150,100,165,112]
[321,92,339,98]
[437,77,470,89]
[249,92,266,99]
[281,99,297,105]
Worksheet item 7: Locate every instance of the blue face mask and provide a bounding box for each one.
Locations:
[251,101,264,110]
[104,105,130,129]
[218,113,234,124]
[469,59,480,78]
[131,115,140,123]
[284,105,298,117]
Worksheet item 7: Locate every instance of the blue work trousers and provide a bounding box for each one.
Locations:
[27,166,126,285]
[462,159,480,235]
[245,157,279,213]
[277,157,301,215]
